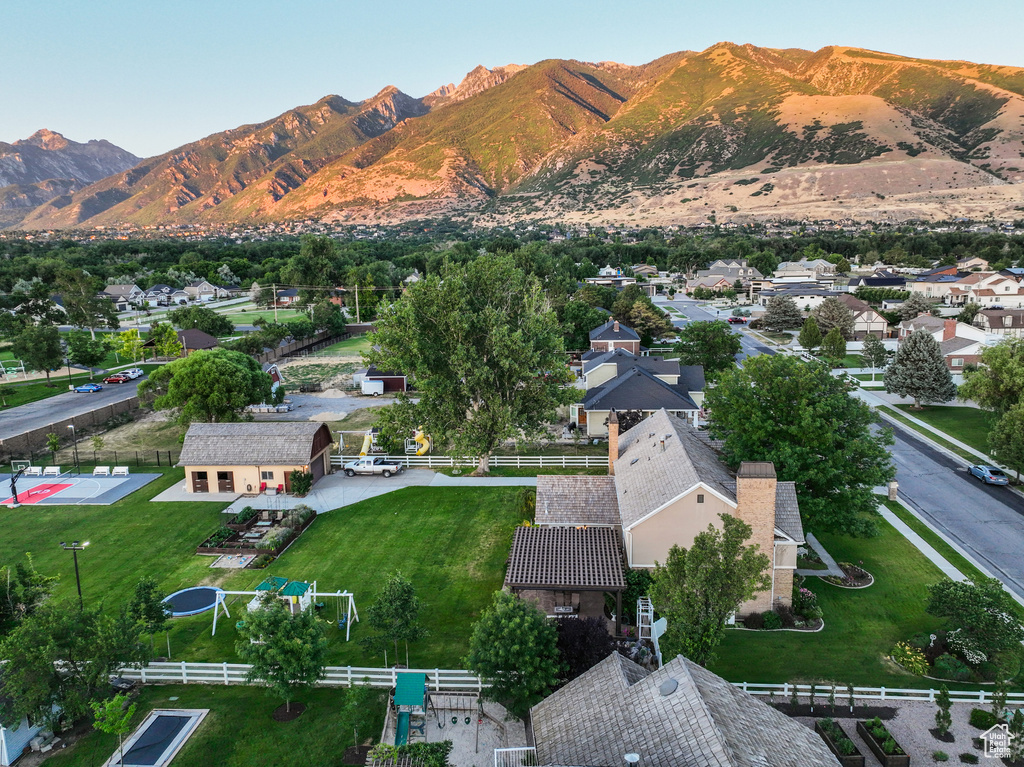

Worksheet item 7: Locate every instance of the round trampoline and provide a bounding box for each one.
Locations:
[162,587,220,617]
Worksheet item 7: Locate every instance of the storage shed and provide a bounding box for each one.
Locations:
[364,364,407,393]
[177,422,333,495]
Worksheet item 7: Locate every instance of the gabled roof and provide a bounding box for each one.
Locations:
[589,319,640,343]
[531,653,840,767]
[178,422,331,466]
[900,314,945,332]
[582,348,677,378]
[614,410,736,529]
[178,328,218,350]
[277,288,299,297]
[535,476,619,526]
[583,366,698,413]
[939,337,979,355]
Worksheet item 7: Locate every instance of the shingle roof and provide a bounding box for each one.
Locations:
[177,328,218,350]
[939,337,978,355]
[583,348,678,378]
[177,422,329,466]
[531,653,840,767]
[504,526,625,590]
[535,476,619,526]
[677,365,705,393]
[614,410,737,530]
[589,319,640,342]
[583,367,698,413]
[773,482,804,542]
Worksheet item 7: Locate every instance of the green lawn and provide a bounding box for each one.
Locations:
[709,516,1020,689]
[894,405,997,456]
[320,335,373,355]
[879,407,979,463]
[0,477,522,669]
[43,684,385,767]
[219,307,307,325]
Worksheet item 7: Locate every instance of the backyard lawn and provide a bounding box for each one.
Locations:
[320,335,373,355]
[894,404,997,455]
[43,684,385,767]
[709,515,1021,689]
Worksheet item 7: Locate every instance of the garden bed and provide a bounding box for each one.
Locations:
[815,718,865,767]
[819,562,874,589]
[857,717,910,767]
[197,506,316,558]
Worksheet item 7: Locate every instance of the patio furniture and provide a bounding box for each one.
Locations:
[24,466,42,477]
[255,521,272,527]
[93,466,111,476]
[260,511,271,521]
[43,466,61,477]
[112,466,129,476]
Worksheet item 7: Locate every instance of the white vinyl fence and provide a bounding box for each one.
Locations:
[735,681,1024,705]
[330,454,606,469]
[117,662,484,691]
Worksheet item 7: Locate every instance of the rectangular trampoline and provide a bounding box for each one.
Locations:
[115,709,207,767]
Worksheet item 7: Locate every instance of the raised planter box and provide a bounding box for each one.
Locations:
[197,514,315,557]
[856,721,910,767]
[814,720,865,767]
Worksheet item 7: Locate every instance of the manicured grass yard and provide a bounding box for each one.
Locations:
[894,405,997,455]
[709,516,1016,689]
[43,684,385,767]
[320,335,373,355]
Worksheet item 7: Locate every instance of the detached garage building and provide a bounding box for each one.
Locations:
[177,422,333,494]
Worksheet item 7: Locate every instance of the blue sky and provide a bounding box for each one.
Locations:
[4,0,1022,158]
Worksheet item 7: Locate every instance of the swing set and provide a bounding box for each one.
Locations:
[209,579,359,641]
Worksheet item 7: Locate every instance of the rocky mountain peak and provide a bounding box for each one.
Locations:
[17,128,71,150]
[423,63,527,108]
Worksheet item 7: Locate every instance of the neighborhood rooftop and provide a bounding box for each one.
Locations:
[534,476,619,526]
[582,366,699,414]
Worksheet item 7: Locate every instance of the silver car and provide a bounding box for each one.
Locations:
[968,465,1010,485]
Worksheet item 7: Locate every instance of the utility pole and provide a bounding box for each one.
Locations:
[355,285,360,324]
[273,283,279,323]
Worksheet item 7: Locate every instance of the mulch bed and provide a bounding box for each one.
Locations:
[272,702,307,722]
[343,746,372,765]
[819,562,874,588]
[929,727,956,743]
[772,703,896,719]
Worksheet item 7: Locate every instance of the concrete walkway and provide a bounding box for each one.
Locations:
[150,484,241,503]
[796,533,844,577]
[878,502,967,583]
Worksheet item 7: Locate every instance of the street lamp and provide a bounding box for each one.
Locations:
[67,424,80,475]
[59,541,89,609]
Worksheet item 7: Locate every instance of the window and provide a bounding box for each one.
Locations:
[951,358,964,367]
[697,494,705,504]
[260,471,274,481]
[195,471,207,481]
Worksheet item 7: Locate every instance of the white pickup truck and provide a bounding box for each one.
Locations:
[342,456,405,478]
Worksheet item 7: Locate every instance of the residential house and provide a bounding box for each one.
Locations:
[631,264,659,277]
[846,269,907,290]
[773,259,836,279]
[598,265,621,277]
[687,259,763,294]
[586,319,641,355]
[898,316,988,381]
[529,653,840,767]
[177,422,334,494]
[957,255,990,271]
[0,712,46,767]
[101,284,144,311]
[572,349,704,436]
[757,286,846,310]
[184,280,233,302]
[511,409,804,621]
[906,271,967,302]
[143,284,180,306]
[142,329,218,359]
[834,293,889,338]
[276,288,300,306]
[963,274,1024,309]
[974,309,1024,338]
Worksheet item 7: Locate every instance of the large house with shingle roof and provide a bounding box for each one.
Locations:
[509,409,803,622]
[530,653,840,767]
[898,316,989,381]
[587,319,640,355]
[177,422,333,494]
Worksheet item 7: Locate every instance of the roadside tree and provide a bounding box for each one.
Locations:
[884,330,957,409]
[761,295,803,332]
[650,514,771,667]
[958,338,1024,414]
[66,331,108,380]
[988,404,1024,481]
[115,328,146,363]
[672,320,742,378]
[798,317,822,354]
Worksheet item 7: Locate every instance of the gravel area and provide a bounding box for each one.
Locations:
[796,701,1000,765]
[251,391,402,421]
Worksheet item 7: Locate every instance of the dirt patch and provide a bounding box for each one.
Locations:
[272,702,307,722]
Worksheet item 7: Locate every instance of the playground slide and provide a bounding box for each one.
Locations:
[358,432,373,457]
[413,427,432,456]
[396,711,410,746]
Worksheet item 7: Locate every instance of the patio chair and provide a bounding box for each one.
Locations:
[93,466,111,477]
[112,466,129,477]
[23,466,42,477]
[43,466,60,477]
[260,511,271,521]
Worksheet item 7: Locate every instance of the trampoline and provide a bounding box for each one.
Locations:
[117,709,207,767]
[162,587,220,617]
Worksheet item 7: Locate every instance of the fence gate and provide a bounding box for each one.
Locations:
[494,748,537,767]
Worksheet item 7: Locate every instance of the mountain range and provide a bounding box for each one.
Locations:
[12,44,1024,230]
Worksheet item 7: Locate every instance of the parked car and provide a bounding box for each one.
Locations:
[968,465,1009,485]
[123,368,145,379]
[727,316,747,324]
[342,456,405,478]
[103,374,130,384]
[74,383,103,393]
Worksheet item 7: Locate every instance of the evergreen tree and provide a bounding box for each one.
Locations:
[812,297,855,339]
[798,317,822,354]
[761,295,803,332]
[934,684,952,736]
[899,293,934,320]
[885,330,957,409]
[820,327,847,365]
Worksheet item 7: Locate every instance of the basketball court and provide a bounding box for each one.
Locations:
[1,465,161,507]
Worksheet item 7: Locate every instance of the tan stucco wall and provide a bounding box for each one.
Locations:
[182,450,329,493]
[626,488,733,567]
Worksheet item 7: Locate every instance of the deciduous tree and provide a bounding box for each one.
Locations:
[798,317,822,354]
[66,331,108,380]
[168,305,235,337]
[672,320,742,377]
[466,591,561,719]
[884,330,957,409]
[126,577,170,652]
[11,325,63,384]
[115,328,145,363]
[706,355,894,536]
[56,269,117,338]
[988,404,1024,481]
[91,693,136,764]
[366,257,574,474]
[862,334,891,380]
[138,348,274,426]
[926,577,1024,657]
[147,322,183,359]
[820,326,847,365]
[556,616,614,682]
[236,593,328,713]
[959,338,1024,414]
[650,514,771,667]
[561,300,610,351]
[358,571,426,665]
[761,295,803,332]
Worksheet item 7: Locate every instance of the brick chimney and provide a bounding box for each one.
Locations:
[735,462,777,612]
[607,410,619,476]
[613,320,620,334]
[943,319,958,341]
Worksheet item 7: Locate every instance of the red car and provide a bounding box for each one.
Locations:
[726,316,747,324]
[103,374,130,384]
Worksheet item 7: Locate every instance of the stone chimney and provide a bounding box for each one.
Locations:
[607,410,619,476]
[943,319,958,341]
[613,320,620,334]
[735,462,777,612]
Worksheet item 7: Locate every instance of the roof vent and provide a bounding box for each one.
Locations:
[659,678,678,697]
[630,458,639,466]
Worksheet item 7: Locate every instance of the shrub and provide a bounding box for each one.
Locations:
[969,708,997,730]
[744,612,765,630]
[775,603,797,628]
[909,632,932,650]
[557,616,614,682]
[892,641,929,675]
[933,751,949,762]
[288,470,314,497]
[250,554,275,569]
[837,738,856,756]
[872,725,888,740]
[232,505,258,524]
[762,611,783,630]
[959,753,978,764]
[202,527,233,547]
[977,661,1000,682]
[793,586,818,616]
[258,527,294,551]
[286,504,316,529]
[935,653,971,682]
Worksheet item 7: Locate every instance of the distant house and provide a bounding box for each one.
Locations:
[530,653,840,767]
[101,284,144,311]
[587,319,641,355]
[846,269,907,290]
[957,255,990,271]
[757,286,846,310]
[631,264,659,277]
[276,288,300,306]
[773,259,836,279]
[142,329,218,358]
[177,422,334,494]
[834,293,889,338]
[687,259,763,293]
[899,316,989,380]
[974,309,1024,338]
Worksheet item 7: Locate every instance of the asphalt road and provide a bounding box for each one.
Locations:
[0,377,146,441]
[656,297,776,360]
